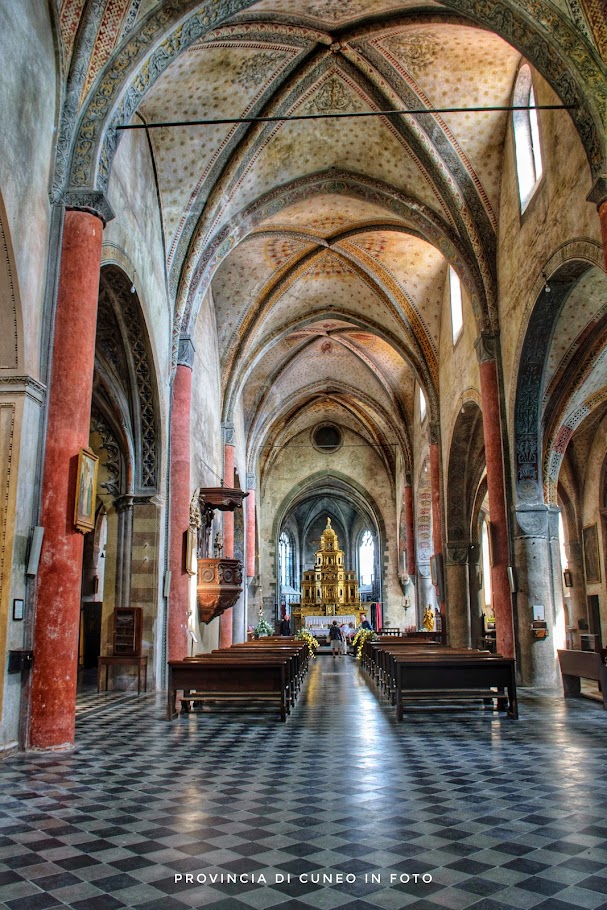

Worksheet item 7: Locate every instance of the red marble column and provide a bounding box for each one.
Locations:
[29,210,103,750]
[219,442,235,648]
[477,336,515,659]
[599,200,607,273]
[429,441,445,629]
[403,484,415,576]
[167,356,193,662]
[246,484,256,578]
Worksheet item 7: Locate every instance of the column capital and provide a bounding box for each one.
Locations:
[587,176,607,208]
[114,493,134,513]
[177,334,195,369]
[403,472,412,488]
[222,421,235,446]
[246,472,256,491]
[63,189,115,226]
[514,504,550,538]
[446,543,469,565]
[474,330,499,364]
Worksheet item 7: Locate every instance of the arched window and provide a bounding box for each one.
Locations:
[359,530,375,586]
[481,517,492,608]
[449,266,463,344]
[279,531,293,588]
[513,65,543,210]
[419,387,427,422]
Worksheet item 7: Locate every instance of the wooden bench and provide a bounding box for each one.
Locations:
[168,657,292,721]
[393,654,517,720]
[209,644,308,703]
[557,649,607,709]
[381,646,478,698]
[362,639,451,690]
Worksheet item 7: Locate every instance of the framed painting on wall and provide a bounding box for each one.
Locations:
[74,448,99,533]
[583,523,601,584]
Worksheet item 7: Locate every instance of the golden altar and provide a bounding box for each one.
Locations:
[291,518,365,632]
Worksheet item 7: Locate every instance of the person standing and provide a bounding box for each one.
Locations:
[280,615,292,636]
[329,620,343,657]
[340,620,350,655]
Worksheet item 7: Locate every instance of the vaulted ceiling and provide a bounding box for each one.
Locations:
[56,0,606,486]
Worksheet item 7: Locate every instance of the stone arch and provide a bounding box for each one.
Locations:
[60,1,605,212]
[251,381,410,493]
[220,227,442,409]
[513,241,604,506]
[446,400,485,553]
[97,265,162,492]
[0,191,22,371]
[165,44,497,306]
[268,471,387,613]
[186,170,487,344]
[445,400,486,645]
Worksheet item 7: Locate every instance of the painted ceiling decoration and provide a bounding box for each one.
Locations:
[53,0,606,499]
[56,0,605,202]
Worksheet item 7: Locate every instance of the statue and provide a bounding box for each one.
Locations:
[213,531,224,557]
[422,604,435,631]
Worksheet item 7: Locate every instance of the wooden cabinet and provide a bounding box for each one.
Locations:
[112,607,143,656]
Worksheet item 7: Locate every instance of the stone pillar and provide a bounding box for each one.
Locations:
[114,494,134,609]
[468,542,482,647]
[403,483,415,576]
[475,333,515,658]
[548,508,567,652]
[167,336,195,662]
[219,424,235,648]
[29,207,106,750]
[246,473,256,578]
[445,546,470,646]
[514,505,559,686]
[429,431,446,634]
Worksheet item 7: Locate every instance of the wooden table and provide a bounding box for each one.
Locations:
[97,655,148,695]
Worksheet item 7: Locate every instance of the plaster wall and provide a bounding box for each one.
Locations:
[0,384,44,753]
[258,427,402,625]
[102,128,173,687]
[0,0,57,377]
[497,72,601,429]
[438,273,482,481]
[105,128,172,414]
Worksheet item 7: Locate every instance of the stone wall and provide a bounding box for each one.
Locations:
[0,0,57,751]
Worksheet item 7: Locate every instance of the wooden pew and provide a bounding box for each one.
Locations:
[381,646,479,698]
[168,654,294,721]
[557,649,607,709]
[364,640,445,688]
[209,644,308,702]
[392,653,518,720]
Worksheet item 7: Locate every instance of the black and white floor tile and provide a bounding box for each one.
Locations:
[1,656,607,909]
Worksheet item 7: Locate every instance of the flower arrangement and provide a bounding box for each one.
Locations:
[254,616,274,638]
[296,628,319,656]
[351,627,378,660]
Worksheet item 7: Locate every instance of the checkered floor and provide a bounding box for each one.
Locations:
[2,656,607,910]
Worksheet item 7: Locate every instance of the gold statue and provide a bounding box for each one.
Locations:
[422,605,435,631]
